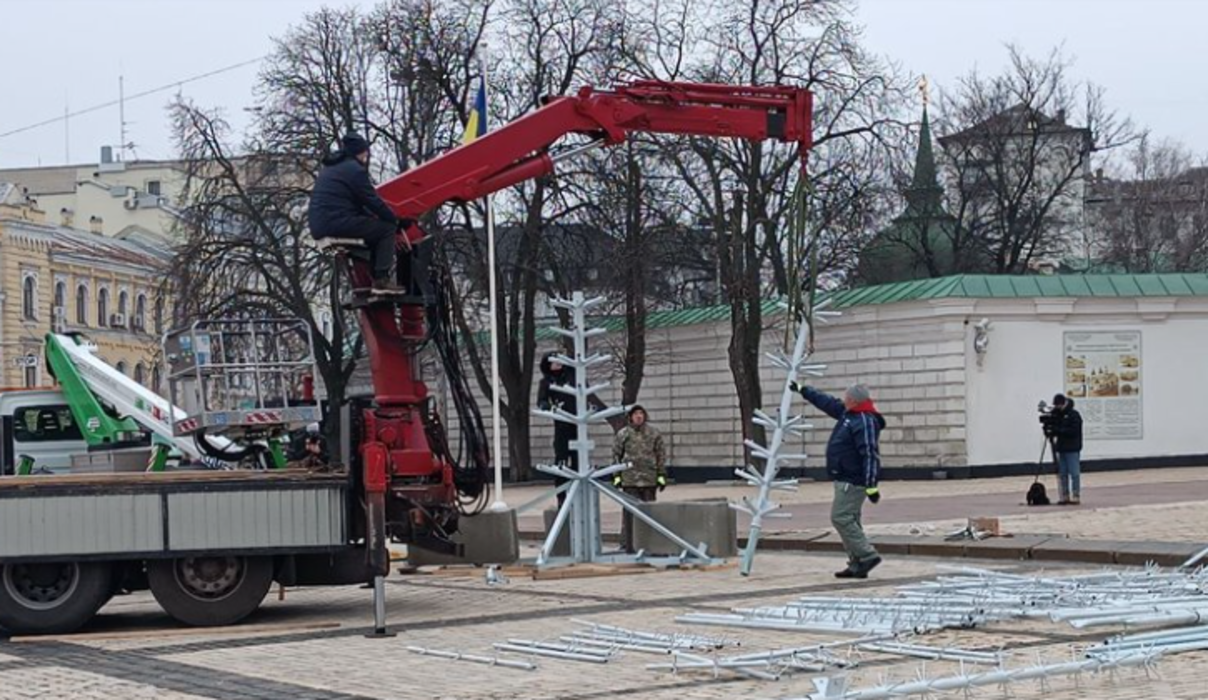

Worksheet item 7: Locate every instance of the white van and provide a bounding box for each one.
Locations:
[0,390,87,474]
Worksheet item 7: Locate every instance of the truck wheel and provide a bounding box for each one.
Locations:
[147,556,273,627]
[0,561,113,635]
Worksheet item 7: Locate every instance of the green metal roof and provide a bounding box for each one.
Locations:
[824,273,1208,309]
[522,274,1208,341]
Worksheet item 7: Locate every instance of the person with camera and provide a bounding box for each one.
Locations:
[1044,394,1084,505]
[792,381,886,579]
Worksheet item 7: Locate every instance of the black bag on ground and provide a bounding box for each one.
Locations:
[1026,480,1050,506]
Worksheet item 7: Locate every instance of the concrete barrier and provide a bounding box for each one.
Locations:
[633,498,738,558]
[408,509,520,566]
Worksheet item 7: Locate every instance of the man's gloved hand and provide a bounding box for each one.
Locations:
[789,380,801,394]
[612,473,623,487]
[865,487,881,504]
[656,474,668,492]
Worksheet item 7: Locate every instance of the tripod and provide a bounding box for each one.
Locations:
[1029,434,1059,505]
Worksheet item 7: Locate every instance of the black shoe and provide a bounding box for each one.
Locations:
[372,277,405,293]
[855,556,882,577]
[834,567,864,579]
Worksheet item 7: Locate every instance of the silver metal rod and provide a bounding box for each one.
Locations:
[372,575,387,633]
[504,638,613,656]
[406,646,537,670]
[493,642,611,663]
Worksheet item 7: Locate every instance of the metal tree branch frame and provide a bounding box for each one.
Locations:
[734,300,837,576]
[527,292,716,567]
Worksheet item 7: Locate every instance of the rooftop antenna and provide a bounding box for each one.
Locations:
[119,74,127,161]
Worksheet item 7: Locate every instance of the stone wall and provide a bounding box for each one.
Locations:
[440,301,973,475]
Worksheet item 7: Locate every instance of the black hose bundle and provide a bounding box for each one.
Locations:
[424,258,491,514]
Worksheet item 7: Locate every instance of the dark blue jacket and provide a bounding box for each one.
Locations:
[308,153,398,238]
[801,387,885,488]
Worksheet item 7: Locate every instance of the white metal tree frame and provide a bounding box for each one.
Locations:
[526,292,716,566]
[734,300,837,576]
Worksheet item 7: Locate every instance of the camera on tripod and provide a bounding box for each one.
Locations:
[1037,400,1060,437]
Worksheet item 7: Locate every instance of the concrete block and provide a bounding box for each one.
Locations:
[905,537,968,559]
[1114,541,1203,567]
[634,498,738,558]
[539,507,573,557]
[800,532,847,554]
[408,509,520,566]
[745,531,830,551]
[1031,539,1119,565]
[963,536,1054,561]
[867,535,918,556]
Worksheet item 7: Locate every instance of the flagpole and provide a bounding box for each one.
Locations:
[482,48,508,513]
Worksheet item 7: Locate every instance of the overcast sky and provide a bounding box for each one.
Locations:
[1,0,1204,169]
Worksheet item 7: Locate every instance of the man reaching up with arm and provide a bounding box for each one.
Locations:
[792,382,886,579]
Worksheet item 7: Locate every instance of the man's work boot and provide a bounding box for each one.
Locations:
[854,555,882,578]
[834,566,861,579]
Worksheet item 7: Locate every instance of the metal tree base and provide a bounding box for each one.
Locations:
[527,292,716,567]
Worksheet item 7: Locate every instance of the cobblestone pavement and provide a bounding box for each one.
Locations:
[3,550,1208,699]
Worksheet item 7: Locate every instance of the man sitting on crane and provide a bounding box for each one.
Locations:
[308,132,410,292]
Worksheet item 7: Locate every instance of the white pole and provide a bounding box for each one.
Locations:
[481,49,508,512]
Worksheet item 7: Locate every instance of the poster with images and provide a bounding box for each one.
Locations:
[1062,331,1142,440]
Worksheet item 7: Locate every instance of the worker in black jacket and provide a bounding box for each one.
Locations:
[1046,394,1084,505]
[308,133,408,292]
[537,352,578,506]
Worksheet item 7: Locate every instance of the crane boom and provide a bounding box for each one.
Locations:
[377,81,812,219]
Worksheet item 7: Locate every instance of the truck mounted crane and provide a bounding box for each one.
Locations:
[0,80,811,635]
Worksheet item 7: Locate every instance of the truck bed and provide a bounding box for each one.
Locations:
[0,470,349,562]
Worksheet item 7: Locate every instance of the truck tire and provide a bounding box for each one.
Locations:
[0,561,113,635]
[147,555,273,627]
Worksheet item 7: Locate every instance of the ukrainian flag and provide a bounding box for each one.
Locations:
[462,77,487,145]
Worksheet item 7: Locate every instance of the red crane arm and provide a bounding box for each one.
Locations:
[376,80,813,218]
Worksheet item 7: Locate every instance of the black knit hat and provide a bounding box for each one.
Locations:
[1052,393,1067,406]
[341,132,370,156]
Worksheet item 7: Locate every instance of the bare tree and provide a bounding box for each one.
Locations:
[628,0,911,456]
[1089,136,1208,272]
[168,100,357,449]
[936,46,1136,274]
[437,0,622,481]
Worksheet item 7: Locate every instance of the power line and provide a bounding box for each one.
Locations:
[0,56,266,141]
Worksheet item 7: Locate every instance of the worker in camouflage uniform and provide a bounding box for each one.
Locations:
[611,405,668,552]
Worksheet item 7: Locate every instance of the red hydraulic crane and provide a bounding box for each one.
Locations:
[339,80,812,572]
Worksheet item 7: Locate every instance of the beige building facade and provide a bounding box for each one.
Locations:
[0,192,170,391]
[0,149,183,243]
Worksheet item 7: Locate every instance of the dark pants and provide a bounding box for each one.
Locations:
[553,430,577,508]
[320,217,396,279]
[620,486,657,553]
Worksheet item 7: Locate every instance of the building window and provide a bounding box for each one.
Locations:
[155,296,165,334]
[23,356,38,388]
[115,361,127,376]
[146,180,161,196]
[22,276,37,321]
[97,288,110,326]
[152,366,161,393]
[117,290,129,328]
[76,284,89,326]
[54,281,65,311]
[134,363,145,384]
[135,294,147,332]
